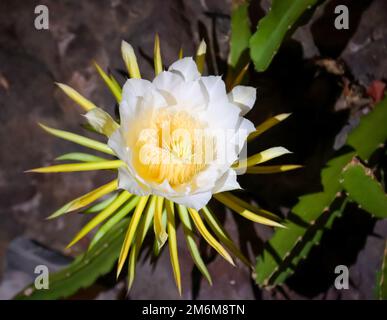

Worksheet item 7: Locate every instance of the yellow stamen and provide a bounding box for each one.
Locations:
[133,109,209,187]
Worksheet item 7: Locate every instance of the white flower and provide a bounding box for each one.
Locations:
[108,57,256,210]
[30,38,294,293]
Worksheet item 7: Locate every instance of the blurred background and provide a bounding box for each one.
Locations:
[0,0,386,299]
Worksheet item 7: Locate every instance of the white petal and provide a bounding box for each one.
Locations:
[122,78,153,101]
[118,90,166,142]
[228,85,256,115]
[169,191,212,211]
[212,169,241,193]
[237,117,255,139]
[120,79,153,126]
[119,96,138,125]
[108,128,127,160]
[193,165,219,191]
[169,57,200,82]
[117,166,150,196]
[153,71,184,93]
[202,101,241,130]
[149,179,176,195]
[110,59,259,208]
[198,76,241,128]
[230,118,255,161]
[108,131,151,195]
[199,76,228,103]
[153,69,206,109]
[172,80,207,110]
[142,88,168,109]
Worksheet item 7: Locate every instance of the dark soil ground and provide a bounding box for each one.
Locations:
[0,0,386,299]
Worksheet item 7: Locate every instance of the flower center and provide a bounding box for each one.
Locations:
[133,109,212,187]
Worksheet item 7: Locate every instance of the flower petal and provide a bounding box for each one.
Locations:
[107,129,127,160]
[117,166,151,196]
[142,87,168,109]
[199,76,228,103]
[194,165,219,191]
[213,169,240,194]
[170,191,212,211]
[169,57,200,82]
[238,117,256,138]
[172,80,207,110]
[122,78,153,100]
[228,85,256,115]
[152,71,183,104]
